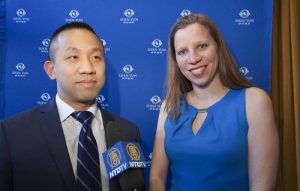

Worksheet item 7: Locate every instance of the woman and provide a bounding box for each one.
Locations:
[150,14,279,191]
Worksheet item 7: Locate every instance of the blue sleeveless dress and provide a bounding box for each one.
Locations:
[164,89,249,191]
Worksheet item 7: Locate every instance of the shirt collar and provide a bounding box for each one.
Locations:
[55,94,98,122]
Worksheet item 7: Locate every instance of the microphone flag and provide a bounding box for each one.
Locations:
[102,141,147,179]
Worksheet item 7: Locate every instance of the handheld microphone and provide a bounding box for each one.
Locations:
[103,122,145,191]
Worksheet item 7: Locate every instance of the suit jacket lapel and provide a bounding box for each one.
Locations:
[98,102,114,141]
[39,100,77,191]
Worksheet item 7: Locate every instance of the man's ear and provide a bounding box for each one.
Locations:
[44,60,56,80]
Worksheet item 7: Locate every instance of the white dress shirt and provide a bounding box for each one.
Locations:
[55,94,109,190]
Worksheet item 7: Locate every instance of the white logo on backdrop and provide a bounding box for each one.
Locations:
[96,95,109,109]
[100,39,110,54]
[146,95,162,111]
[148,152,153,160]
[12,63,29,77]
[124,9,135,17]
[239,9,251,18]
[239,66,253,80]
[41,93,51,102]
[101,39,107,46]
[123,65,134,74]
[42,38,50,47]
[235,9,254,26]
[147,152,153,167]
[69,10,80,18]
[16,9,26,17]
[66,9,83,22]
[180,9,192,17]
[148,39,166,55]
[39,38,50,53]
[120,8,138,24]
[119,65,137,80]
[150,96,161,104]
[13,8,30,23]
[16,63,26,71]
[152,39,162,48]
[239,67,249,76]
[37,92,51,105]
[96,95,105,103]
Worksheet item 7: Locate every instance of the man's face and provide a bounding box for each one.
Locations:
[44,28,105,110]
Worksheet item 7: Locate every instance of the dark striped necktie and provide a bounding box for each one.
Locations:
[71,111,102,191]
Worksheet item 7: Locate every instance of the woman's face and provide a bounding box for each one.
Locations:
[174,23,219,89]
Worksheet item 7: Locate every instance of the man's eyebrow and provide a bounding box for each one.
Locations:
[91,47,105,55]
[64,47,79,52]
[91,47,103,52]
[63,47,103,53]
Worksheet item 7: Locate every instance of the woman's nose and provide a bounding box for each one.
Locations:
[188,50,201,65]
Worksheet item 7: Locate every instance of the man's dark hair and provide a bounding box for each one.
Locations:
[48,22,98,61]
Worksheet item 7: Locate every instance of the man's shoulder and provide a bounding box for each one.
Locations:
[102,109,137,129]
[100,109,140,141]
[1,102,53,125]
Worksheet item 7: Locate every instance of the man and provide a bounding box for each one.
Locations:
[0,22,144,191]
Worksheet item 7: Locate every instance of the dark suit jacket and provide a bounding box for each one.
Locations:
[0,100,144,191]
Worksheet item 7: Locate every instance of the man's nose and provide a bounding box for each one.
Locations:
[79,57,96,74]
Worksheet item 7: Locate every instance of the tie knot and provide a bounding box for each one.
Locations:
[71,111,94,125]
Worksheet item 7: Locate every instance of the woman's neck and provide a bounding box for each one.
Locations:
[187,79,229,109]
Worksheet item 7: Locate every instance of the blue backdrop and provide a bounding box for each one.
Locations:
[0,0,273,189]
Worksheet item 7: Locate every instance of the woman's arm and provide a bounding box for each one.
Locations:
[149,101,169,191]
[246,87,279,191]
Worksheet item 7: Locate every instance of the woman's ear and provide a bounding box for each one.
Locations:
[44,60,56,80]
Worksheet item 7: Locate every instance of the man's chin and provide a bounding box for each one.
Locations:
[76,95,98,104]
[79,97,97,103]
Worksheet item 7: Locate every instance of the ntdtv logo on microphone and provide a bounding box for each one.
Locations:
[108,148,121,168]
[103,141,147,179]
[126,143,140,160]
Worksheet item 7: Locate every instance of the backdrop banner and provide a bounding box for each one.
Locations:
[1,0,273,189]
[0,0,5,119]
